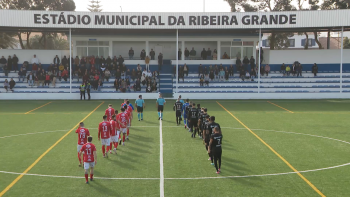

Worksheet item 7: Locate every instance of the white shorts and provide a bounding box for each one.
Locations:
[120,128,127,134]
[101,138,110,146]
[111,135,119,142]
[77,145,83,153]
[84,162,95,170]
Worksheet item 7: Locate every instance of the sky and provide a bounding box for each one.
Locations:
[74,0,231,12]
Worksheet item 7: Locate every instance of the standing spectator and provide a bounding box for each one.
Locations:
[53,55,60,66]
[209,70,214,81]
[201,48,207,60]
[80,82,86,100]
[183,64,189,76]
[185,47,190,60]
[126,78,131,92]
[105,69,111,82]
[190,47,196,60]
[213,49,217,60]
[114,78,119,91]
[95,56,100,71]
[240,69,245,81]
[198,64,203,77]
[74,56,80,70]
[243,56,249,71]
[9,78,15,91]
[214,65,219,81]
[150,49,155,60]
[312,63,318,77]
[0,56,7,71]
[7,55,12,74]
[200,75,204,86]
[207,48,212,60]
[250,69,256,81]
[250,56,255,70]
[45,73,51,86]
[222,52,229,59]
[204,74,209,86]
[129,47,134,59]
[86,81,91,100]
[52,70,57,87]
[158,53,163,71]
[260,47,264,64]
[131,69,136,81]
[27,72,34,87]
[292,64,297,76]
[140,49,146,60]
[265,64,270,76]
[3,63,9,77]
[117,55,124,67]
[4,79,8,92]
[120,79,126,92]
[219,68,225,81]
[31,54,39,71]
[115,68,121,80]
[236,57,242,72]
[225,69,229,81]
[145,56,150,71]
[106,56,112,67]
[62,68,68,81]
[38,63,43,71]
[297,64,303,77]
[280,63,286,76]
[77,68,82,82]
[18,68,25,82]
[179,66,184,82]
[12,54,18,72]
[39,69,46,86]
[229,64,234,76]
[260,66,265,76]
[22,61,28,72]
[286,65,291,76]
[178,49,182,60]
[126,69,131,80]
[32,63,38,76]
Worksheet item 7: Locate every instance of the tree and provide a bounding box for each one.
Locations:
[87,0,102,12]
[0,32,18,49]
[29,34,69,50]
[0,0,76,49]
[344,37,350,49]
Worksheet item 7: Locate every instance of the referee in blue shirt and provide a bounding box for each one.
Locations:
[135,95,145,121]
[156,93,166,120]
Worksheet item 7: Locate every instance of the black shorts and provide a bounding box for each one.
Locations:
[158,105,164,112]
[176,110,181,117]
[205,135,210,145]
[190,119,198,127]
[137,106,143,113]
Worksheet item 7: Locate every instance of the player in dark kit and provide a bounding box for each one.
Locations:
[200,108,208,140]
[188,103,199,138]
[206,116,221,164]
[209,126,223,174]
[173,98,183,125]
[185,102,192,132]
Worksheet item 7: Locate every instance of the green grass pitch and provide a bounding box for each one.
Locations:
[1,99,350,197]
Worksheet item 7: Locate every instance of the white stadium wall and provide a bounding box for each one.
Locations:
[0,49,70,64]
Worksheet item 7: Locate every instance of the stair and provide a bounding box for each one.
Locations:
[158,74,173,98]
[160,59,173,74]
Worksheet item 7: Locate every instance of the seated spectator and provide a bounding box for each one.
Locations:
[131,69,136,81]
[52,70,57,87]
[209,70,214,81]
[245,71,250,80]
[126,78,131,92]
[141,74,146,86]
[153,71,158,78]
[204,74,209,86]
[38,63,43,71]
[219,68,225,81]
[4,79,9,92]
[222,52,229,59]
[265,64,270,76]
[129,47,134,59]
[250,56,255,70]
[312,63,318,77]
[27,72,34,87]
[120,79,126,92]
[213,49,217,60]
[183,64,189,76]
[147,70,152,77]
[18,68,25,82]
[126,69,131,80]
[250,69,256,81]
[22,61,28,72]
[281,63,286,76]
[9,78,15,91]
[114,78,119,91]
[61,68,68,81]
[135,78,141,91]
[142,68,147,76]
[229,64,234,76]
[97,79,103,91]
[200,75,204,86]
[240,69,245,81]
[260,66,265,76]
[83,71,89,83]
[45,73,51,86]
[115,69,121,80]
[105,69,111,82]
[286,65,291,76]
[214,65,219,81]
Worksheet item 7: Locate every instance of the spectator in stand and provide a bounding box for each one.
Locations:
[204,74,209,86]
[38,63,43,71]
[265,64,270,76]
[286,65,291,76]
[214,65,219,81]
[213,49,218,60]
[280,63,286,76]
[201,48,207,60]
[225,69,229,81]
[62,68,68,81]
[185,48,190,60]
[312,63,318,77]
[27,72,34,87]
[245,71,250,80]
[45,72,51,86]
[58,64,64,80]
[18,68,25,82]
[131,69,136,81]
[62,56,68,68]
[250,68,256,81]
[158,53,163,71]
[209,70,214,81]
[83,71,89,82]
[229,64,234,76]
[4,79,8,92]
[126,78,131,92]
[207,48,212,60]
[198,64,203,77]
[190,47,196,60]
[203,66,208,75]
[135,78,141,91]
[142,68,147,77]
[147,70,152,78]
[105,69,111,82]
[141,74,146,86]
[292,64,297,76]
[74,55,80,70]
[145,56,150,71]
[120,79,126,92]
[297,64,303,77]
[150,49,155,60]
[199,75,204,86]
[32,63,38,76]
[126,69,131,80]
[243,56,249,71]
[222,52,229,59]
[183,64,189,77]
[0,56,7,71]
[9,78,15,91]
[52,70,57,87]
[179,66,184,82]
[7,55,12,74]
[106,56,112,67]
[240,69,245,81]
[3,61,9,77]
[93,74,99,90]
[97,79,103,91]
[129,47,134,59]
[11,54,18,72]
[178,49,182,60]
[53,55,60,66]
[22,61,28,72]
[94,56,100,71]
[48,64,53,73]
[140,49,146,60]
[100,56,106,68]
[260,47,264,64]
[219,68,225,81]
[114,78,119,91]
[117,55,124,67]
[236,57,242,72]
[260,65,265,76]
[250,56,255,70]
[31,55,39,71]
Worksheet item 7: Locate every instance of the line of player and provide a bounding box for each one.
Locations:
[174,96,223,174]
[75,98,144,184]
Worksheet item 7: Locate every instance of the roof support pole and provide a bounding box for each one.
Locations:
[69,28,72,94]
[258,28,261,94]
[176,29,179,94]
[340,26,344,94]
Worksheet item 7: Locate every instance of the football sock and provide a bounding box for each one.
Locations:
[102,146,105,154]
[141,113,143,119]
[114,142,118,149]
[138,113,140,120]
[161,113,163,119]
[78,153,81,164]
[119,135,121,139]
[127,128,129,136]
[106,145,110,152]
[158,112,160,118]
[184,119,186,125]
[123,135,125,142]
[85,174,88,182]
[90,174,93,180]
[110,142,113,151]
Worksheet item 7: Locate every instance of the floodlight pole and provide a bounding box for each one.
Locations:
[258,28,261,94]
[69,28,72,94]
[176,29,179,94]
[340,26,344,94]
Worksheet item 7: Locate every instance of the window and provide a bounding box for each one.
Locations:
[265,40,270,47]
[221,41,231,46]
[232,41,242,46]
[307,39,312,46]
[288,39,295,47]
[76,40,110,57]
[231,47,241,59]
[243,41,254,46]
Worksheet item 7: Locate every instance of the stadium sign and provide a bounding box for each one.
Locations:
[0,10,349,29]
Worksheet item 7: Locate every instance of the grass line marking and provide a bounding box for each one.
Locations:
[0,101,105,197]
[216,101,325,197]
[267,101,294,113]
[159,113,165,197]
[24,102,53,114]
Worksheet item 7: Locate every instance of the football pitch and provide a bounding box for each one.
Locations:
[1,99,350,197]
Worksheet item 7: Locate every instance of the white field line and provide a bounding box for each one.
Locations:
[159,113,165,197]
[0,130,68,139]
